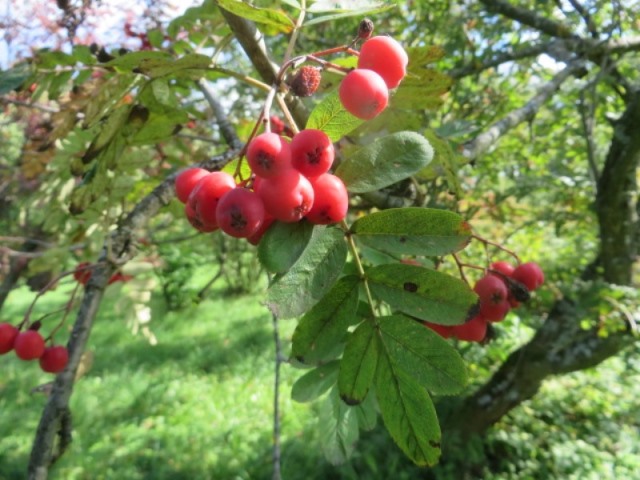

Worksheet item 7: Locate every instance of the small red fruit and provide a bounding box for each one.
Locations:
[0,323,19,354]
[247,214,276,246]
[339,69,389,120]
[73,262,92,285]
[291,129,335,178]
[480,300,511,322]
[422,321,453,339]
[358,35,408,89]
[190,172,236,226]
[216,188,266,238]
[39,346,69,373]
[247,132,292,178]
[175,168,209,204]
[491,261,515,277]
[512,262,545,291]
[185,203,217,233]
[474,274,508,304]
[306,174,348,225]
[451,315,488,342]
[14,330,46,360]
[256,170,314,223]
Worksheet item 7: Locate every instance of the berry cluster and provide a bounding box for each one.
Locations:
[424,261,545,342]
[0,323,68,374]
[175,127,349,244]
[339,35,408,120]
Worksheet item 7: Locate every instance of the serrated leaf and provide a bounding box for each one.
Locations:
[266,227,347,319]
[304,4,396,26]
[0,63,32,95]
[351,207,472,256]
[335,131,433,193]
[393,71,452,109]
[291,275,360,363]
[291,361,340,403]
[367,264,478,325]
[338,321,379,405]
[216,0,294,33]
[306,90,364,142]
[82,104,132,163]
[406,45,446,66]
[319,387,360,465]
[129,112,184,145]
[378,315,466,395]
[375,348,441,466]
[105,51,173,70]
[143,53,212,78]
[258,221,315,274]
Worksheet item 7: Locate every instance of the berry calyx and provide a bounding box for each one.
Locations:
[339,69,389,120]
[306,174,349,225]
[175,168,209,204]
[291,129,335,178]
[288,66,322,97]
[358,35,408,89]
[216,188,266,238]
[512,262,545,291]
[256,170,314,223]
[357,18,374,40]
[39,346,69,373]
[247,132,292,178]
[0,323,19,354]
[14,330,46,360]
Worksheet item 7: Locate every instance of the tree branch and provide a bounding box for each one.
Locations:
[460,61,582,161]
[479,0,577,39]
[218,7,309,129]
[27,149,239,479]
[197,78,243,150]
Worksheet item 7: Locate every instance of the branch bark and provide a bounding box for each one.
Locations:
[460,62,582,161]
[27,149,238,480]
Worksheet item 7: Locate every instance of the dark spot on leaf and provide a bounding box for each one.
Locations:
[340,394,362,406]
[429,440,441,449]
[403,282,418,293]
[399,236,407,243]
[294,355,306,363]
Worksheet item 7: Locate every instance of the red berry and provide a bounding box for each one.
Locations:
[339,69,389,120]
[291,129,335,178]
[175,168,209,204]
[358,36,408,89]
[247,214,276,246]
[474,274,508,304]
[451,315,488,342]
[270,115,286,135]
[247,132,292,178]
[73,262,92,285]
[14,330,46,360]
[306,174,348,225]
[216,188,266,238]
[189,172,236,226]
[39,346,69,373]
[0,323,19,354]
[491,261,515,277]
[185,203,217,233]
[256,170,314,223]
[512,262,545,291]
[480,300,511,322]
[422,321,453,339]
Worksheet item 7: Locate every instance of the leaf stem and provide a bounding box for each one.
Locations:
[340,220,377,317]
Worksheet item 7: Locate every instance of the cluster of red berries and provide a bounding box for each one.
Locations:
[339,35,408,120]
[0,323,69,373]
[73,262,133,286]
[424,261,545,343]
[175,127,348,244]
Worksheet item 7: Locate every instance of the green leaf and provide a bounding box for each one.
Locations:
[406,45,446,66]
[319,387,360,465]
[306,90,364,142]
[0,63,32,95]
[129,112,185,145]
[216,0,294,33]
[375,347,441,466]
[335,131,434,193]
[417,130,463,197]
[291,275,360,363]
[367,264,478,325]
[351,207,472,256]
[291,361,340,403]
[378,315,467,395]
[82,105,132,164]
[105,51,173,71]
[305,1,396,26]
[355,389,378,431]
[338,321,379,405]
[143,53,212,79]
[266,227,348,319]
[258,221,315,274]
